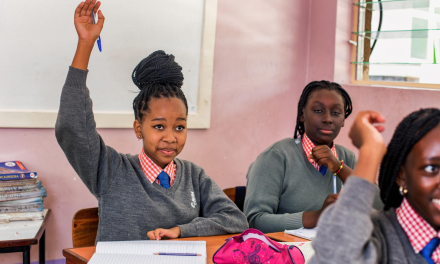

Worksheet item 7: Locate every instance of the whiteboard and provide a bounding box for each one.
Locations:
[0,0,216,128]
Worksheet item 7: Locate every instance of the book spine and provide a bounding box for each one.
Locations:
[0,197,43,206]
[0,187,46,202]
[0,179,39,187]
[0,173,37,181]
[0,203,44,213]
[0,183,41,192]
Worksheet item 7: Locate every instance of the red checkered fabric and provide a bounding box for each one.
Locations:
[396,198,440,262]
[139,148,176,186]
[301,134,338,171]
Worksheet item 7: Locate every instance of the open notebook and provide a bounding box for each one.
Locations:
[88,240,207,264]
[284,227,317,240]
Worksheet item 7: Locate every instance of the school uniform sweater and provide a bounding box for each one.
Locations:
[244,138,383,233]
[309,176,427,264]
[55,67,248,242]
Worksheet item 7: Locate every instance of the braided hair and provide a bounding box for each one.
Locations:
[379,108,440,210]
[132,50,188,121]
[293,81,353,139]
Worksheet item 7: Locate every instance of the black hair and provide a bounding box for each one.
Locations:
[293,80,353,139]
[379,108,440,210]
[132,50,188,121]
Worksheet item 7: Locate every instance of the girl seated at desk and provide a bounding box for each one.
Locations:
[55,0,248,242]
[244,81,383,232]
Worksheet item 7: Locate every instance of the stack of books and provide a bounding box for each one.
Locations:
[0,161,46,223]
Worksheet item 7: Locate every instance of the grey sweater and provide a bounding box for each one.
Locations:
[244,138,383,233]
[55,67,248,242]
[310,176,427,264]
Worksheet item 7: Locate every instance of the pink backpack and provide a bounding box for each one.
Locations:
[213,228,305,264]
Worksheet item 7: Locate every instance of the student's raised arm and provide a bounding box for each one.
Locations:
[55,1,119,197]
[71,0,104,70]
[310,111,387,264]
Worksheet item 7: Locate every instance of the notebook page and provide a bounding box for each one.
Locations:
[284,227,317,240]
[96,240,206,256]
[88,254,206,264]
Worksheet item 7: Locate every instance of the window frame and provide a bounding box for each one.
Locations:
[350,0,440,89]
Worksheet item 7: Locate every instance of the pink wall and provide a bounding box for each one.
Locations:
[0,0,310,262]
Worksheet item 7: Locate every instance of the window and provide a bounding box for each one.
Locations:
[352,0,440,87]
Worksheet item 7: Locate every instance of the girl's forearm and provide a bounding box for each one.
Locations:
[352,146,383,184]
[71,40,94,70]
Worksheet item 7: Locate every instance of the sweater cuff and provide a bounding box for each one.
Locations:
[337,176,378,214]
[284,212,304,229]
[178,223,198,238]
[65,66,89,88]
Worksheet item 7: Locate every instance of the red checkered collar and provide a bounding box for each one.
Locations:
[301,133,338,170]
[396,197,440,260]
[139,148,176,186]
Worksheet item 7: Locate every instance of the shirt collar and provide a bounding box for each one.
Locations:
[139,148,176,185]
[301,133,338,170]
[396,198,440,255]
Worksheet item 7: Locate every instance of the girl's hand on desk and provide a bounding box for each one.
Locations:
[74,0,104,43]
[147,227,181,240]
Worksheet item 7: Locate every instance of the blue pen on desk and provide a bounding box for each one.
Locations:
[91,10,102,52]
[154,253,201,256]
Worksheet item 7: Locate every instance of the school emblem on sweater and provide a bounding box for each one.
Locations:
[191,191,197,208]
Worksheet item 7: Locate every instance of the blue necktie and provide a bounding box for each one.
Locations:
[319,165,327,176]
[420,237,440,264]
[157,171,170,189]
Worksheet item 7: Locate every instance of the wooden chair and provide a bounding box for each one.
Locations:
[223,186,246,212]
[72,207,99,248]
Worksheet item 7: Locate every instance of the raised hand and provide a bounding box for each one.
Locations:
[74,0,104,42]
[71,0,104,70]
[349,111,386,153]
[349,111,387,184]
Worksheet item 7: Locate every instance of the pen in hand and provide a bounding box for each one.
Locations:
[91,10,102,52]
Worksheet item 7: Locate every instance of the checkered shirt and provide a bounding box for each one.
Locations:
[301,134,338,171]
[396,198,440,263]
[139,148,176,186]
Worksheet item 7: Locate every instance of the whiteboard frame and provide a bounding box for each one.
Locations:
[0,0,217,129]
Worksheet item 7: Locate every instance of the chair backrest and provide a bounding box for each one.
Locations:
[223,186,246,212]
[72,207,99,248]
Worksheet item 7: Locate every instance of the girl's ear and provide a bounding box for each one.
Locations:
[133,119,142,137]
[395,166,407,188]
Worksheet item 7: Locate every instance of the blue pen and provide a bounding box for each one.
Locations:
[91,10,102,52]
[333,175,337,194]
[154,253,201,256]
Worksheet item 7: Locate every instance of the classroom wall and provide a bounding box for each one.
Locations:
[0,0,310,263]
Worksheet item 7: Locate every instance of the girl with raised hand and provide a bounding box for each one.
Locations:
[310,109,440,264]
[56,0,248,242]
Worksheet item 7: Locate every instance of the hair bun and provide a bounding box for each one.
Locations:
[132,50,184,90]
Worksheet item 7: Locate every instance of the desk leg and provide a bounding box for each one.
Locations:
[39,230,46,264]
[23,245,30,264]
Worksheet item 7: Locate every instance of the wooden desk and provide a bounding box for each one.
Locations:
[63,231,308,264]
[0,209,50,264]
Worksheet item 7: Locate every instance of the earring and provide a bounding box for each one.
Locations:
[137,135,142,141]
[399,186,408,196]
